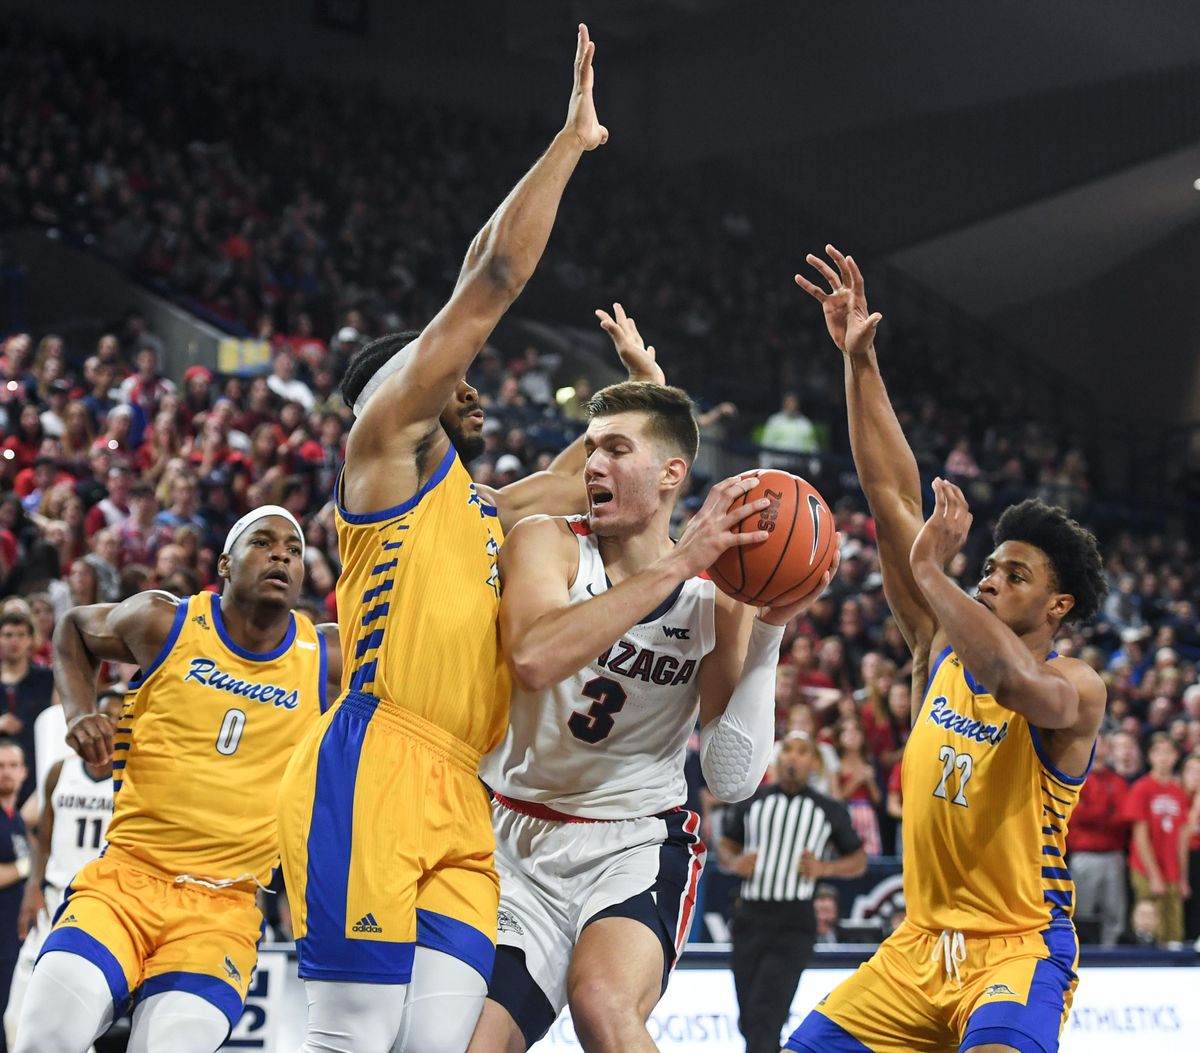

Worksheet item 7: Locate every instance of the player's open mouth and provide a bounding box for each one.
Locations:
[264,569,290,587]
[589,488,613,506]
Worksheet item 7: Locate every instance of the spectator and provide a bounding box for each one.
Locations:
[0,613,52,804]
[759,392,819,468]
[812,885,841,946]
[721,733,866,1053]
[832,718,882,857]
[266,351,314,411]
[83,465,133,536]
[1124,733,1189,945]
[1117,898,1163,947]
[1066,734,1130,945]
[0,739,29,1045]
[1179,752,1200,943]
[154,474,206,535]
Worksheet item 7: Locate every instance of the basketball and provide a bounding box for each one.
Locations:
[708,470,837,607]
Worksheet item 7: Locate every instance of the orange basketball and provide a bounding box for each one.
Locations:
[708,470,837,607]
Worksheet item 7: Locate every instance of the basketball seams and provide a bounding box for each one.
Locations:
[732,489,749,594]
[746,476,800,604]
[761,502,835,607]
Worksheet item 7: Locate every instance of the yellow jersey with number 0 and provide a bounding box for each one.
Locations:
[106,590,326,885]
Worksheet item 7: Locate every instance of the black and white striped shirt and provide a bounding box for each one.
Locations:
[724,785,861,907]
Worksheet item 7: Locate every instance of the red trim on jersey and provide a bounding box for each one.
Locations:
[493,792,620,823]
[569,519,591,536]
[673,809,705,953]
[696,571,712,580]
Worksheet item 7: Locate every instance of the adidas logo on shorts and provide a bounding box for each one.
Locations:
[62,914,77,924]
[352,912,383,934]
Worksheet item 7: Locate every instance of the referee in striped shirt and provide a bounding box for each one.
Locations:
[719,731,867,1053]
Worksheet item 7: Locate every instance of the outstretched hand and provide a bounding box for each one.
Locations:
[795,245,882,358]
[565,24,608,151]
[595,302,665,384]
[910,478,973,573]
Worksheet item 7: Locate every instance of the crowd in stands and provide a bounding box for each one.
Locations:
[1,15,1198,950]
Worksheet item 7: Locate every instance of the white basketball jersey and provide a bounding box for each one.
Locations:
[45,757,113,890]
[483,517,716,819]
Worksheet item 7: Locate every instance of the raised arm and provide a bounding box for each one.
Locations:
[53,590,179,764]
[487,302,665,532]
[346,25,607,511]
[796,248,937,697]
[909,479,1107,733]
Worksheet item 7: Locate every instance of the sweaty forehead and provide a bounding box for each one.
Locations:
[585,411,651,445]
[986,540,1053,576]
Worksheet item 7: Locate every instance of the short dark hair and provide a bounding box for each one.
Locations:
[0,612,34,635]
[1146,731,1178,753]
[340,330,423,409]
[586,382,699,465]
[992,499,1107,623]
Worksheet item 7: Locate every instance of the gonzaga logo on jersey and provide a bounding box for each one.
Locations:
[183,658,299,709]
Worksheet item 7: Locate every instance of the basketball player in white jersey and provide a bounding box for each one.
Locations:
[471,312,839,1053]
[5,691,121,1048]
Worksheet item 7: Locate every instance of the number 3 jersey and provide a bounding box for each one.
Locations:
[903,646,1092,936]
[106,591,326,886]
[482,517,716,819]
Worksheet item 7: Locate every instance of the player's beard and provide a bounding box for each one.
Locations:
[444,416,485,463]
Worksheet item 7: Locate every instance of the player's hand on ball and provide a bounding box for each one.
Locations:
[67,712,116,766]
[758,541,841,626]
[565,24,608,151]
[595,302,665,384]
[795,245,882,359]
[798,848,825,879]
[910,478,973,574]
[672,474,772,579]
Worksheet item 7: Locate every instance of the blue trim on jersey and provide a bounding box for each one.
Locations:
[1041,845,1061,856]
[1029,725,1095,787]
[114,741,130,751]
[1041,786,1074,806]
[961,662,987,696]
[361,580,394,604]
[39,926,131,1019]
[210,598,297,663]
[355,629,384,659]
[371,559,398,576]
[361,603,390,626]
[317,631,330,714]
[785,1011,874,1052]
[481,503,498,517]
[1041,866,1072,881]
[961,923,1076,1053]
[127,597,190,689]
[1044,889,1072,908]
[297,690,417,984]
[416,909,496,982]
[112,759,126,770]
[914,645,953,721]
[334,444,456,524]
[349,659,378,693]
[638,580,686,626]
[139,971,244,1031]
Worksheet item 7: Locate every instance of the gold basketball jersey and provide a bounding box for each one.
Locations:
[902,646,1090,935]
[107,591,325,885]
[333,446,509,756]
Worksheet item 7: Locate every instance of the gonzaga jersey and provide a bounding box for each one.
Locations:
[107,591,325,885]
[335,446,509,755]
[45,757,113,889]
[483,517,716,818]
[903,646,1092,935]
